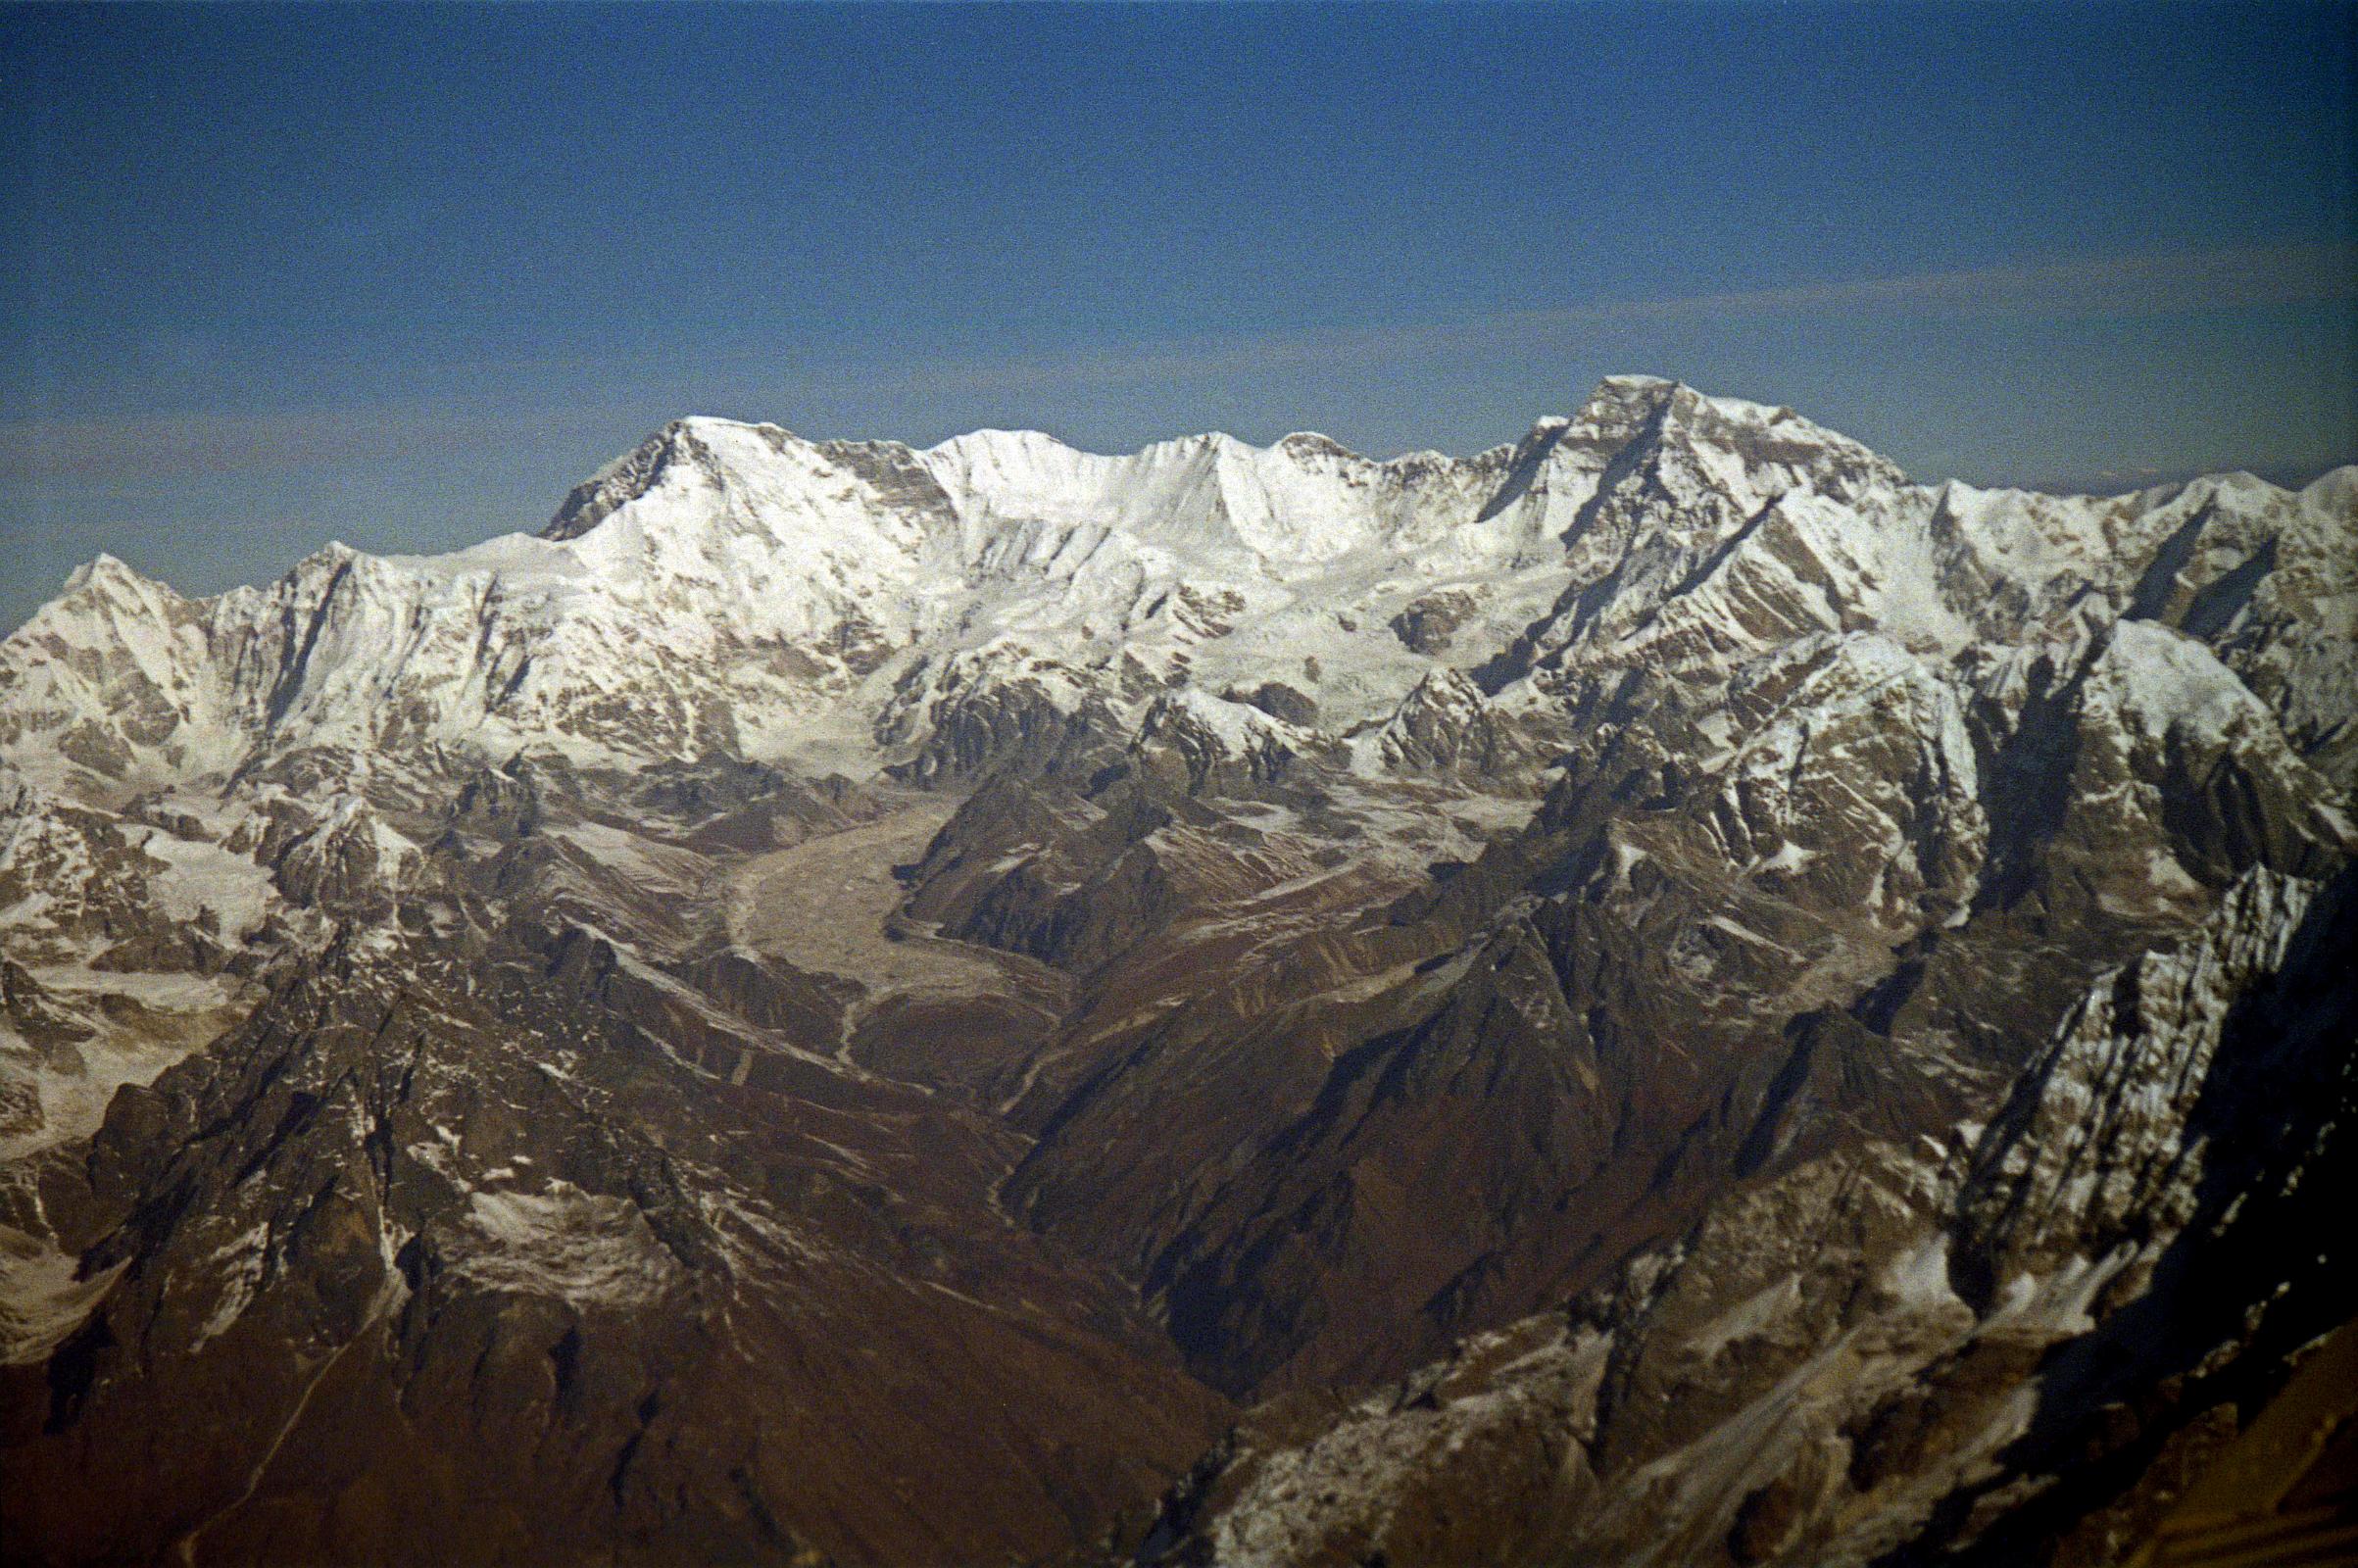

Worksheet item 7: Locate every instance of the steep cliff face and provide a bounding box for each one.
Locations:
[1,379,2349,1565]
[1142,867,2357,1568]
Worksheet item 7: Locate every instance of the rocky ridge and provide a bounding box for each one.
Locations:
[0,376,2350,1564]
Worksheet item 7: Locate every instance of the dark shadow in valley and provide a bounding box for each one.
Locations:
[1879,867,2358,1565]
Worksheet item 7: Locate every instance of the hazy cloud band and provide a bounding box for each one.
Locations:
[3,240,2351,484]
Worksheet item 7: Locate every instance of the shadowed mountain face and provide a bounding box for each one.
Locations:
[0,378,2350,1565]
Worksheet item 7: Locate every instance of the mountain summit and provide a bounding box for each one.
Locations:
[2,381,2352,1565]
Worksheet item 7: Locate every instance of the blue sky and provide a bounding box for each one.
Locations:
[2,1,2353,628]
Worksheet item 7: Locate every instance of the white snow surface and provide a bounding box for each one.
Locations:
[0,376,2347,811]
[449,1182,682,1308]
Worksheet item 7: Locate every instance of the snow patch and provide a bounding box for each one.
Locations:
[450,1182,682,1307]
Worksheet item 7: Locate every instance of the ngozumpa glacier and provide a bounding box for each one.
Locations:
[1,376,2352,1566]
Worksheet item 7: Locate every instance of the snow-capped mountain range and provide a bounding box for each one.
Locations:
[12,376,2349,801]
[1,377,2351,1566]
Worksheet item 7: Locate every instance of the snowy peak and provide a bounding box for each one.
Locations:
[541,416,798,542]
[1135,687,1314,794]
[529,380,1904,591]
[543,419,693,541]
[3,381,2350,810]
[1553,375,1896,492]
[4,377,2355,1568]
[58,553,163,601]
[1367,666,1525,778]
